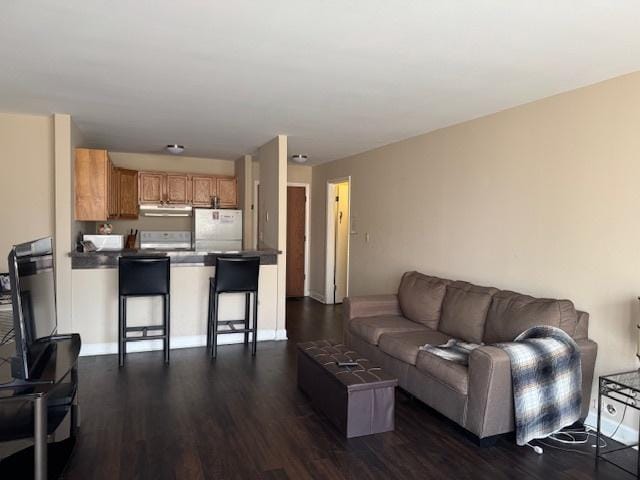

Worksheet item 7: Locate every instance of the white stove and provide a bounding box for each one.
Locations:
[139,231,192,250]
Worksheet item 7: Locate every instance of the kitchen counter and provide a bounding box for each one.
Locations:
[69,247,285,355]
[70,248,280,269]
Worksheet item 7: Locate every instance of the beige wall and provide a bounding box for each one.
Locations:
[310,71,640,426]
[109,151,235,175]
[0,113,54,271]
[53,114,79,332]
[257,137,287,250]
[250,161,312,250]
[287,164,312,184]
[256,135,287,333]
[235,154,253,248]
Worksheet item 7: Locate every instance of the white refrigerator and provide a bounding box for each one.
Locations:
[193,209,243,251]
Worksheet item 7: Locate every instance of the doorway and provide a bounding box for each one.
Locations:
[286,185,307,297]
[325,178,351,304]
[253,181,310,296]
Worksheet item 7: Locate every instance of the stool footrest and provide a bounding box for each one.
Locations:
[124,334,167,342]
[217,328,255,335]
[125,325,165,332]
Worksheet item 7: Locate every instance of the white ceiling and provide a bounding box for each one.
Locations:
[1,1,640,165]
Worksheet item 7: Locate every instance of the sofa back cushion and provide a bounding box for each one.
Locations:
[483,290,579,343]
[438,281,498,343]
[397,272,450,329]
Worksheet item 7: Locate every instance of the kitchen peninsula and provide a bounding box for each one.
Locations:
[70,248,283,356]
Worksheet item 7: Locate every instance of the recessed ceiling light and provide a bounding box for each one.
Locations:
[166,144,185,154]
[291,154,308,163]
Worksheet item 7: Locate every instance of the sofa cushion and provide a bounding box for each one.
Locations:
[348,315,428,345]
[378,328,451,365]
[438,281,498,344]
[483,291,578,343]
[397,272,451,329]
[415,350,469,395]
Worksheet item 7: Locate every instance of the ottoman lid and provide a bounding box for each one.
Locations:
[298,339,398,391]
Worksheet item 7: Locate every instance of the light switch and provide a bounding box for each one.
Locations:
[365,233,370,243]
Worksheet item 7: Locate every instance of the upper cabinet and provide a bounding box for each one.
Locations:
[117,168,139,218]
[76,151,238,218]
[166,174,190,204]
[75,148,139,221]
[138,171,165,204]
[191,175,215,206]
[139,171,238,208]
[75,148,114,221]
[216,176,238,208]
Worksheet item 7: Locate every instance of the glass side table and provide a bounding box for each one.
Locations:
[598,371,640,478]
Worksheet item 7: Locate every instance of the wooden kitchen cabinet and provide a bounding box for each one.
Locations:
[75,148,116,221]
[191,175,215,206]
[216,176,238,208]
[138,171,165,204]
[166,174,190,204]
[117,168,139,218]
[108,162,119,219]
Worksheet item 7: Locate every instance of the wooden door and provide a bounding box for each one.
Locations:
[75,148,109,221]
[192,175,214,206]
[118,168,139,218]
[139,172,165,204]
[166,174,189,204]
[286,186,306,297]
[216,176,237,208]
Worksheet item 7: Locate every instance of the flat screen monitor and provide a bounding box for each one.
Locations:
[7,237,57,380]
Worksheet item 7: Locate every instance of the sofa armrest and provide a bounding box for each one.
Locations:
[466,346,514,439]
[466,339,598,438]
[343,294,400,343]
[577,338,598,420]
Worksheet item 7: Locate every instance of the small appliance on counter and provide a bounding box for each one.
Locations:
[193,208,243,251]
[139,231,192,250]
[83,234,124,251]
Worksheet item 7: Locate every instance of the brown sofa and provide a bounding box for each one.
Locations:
[343,271,598,441]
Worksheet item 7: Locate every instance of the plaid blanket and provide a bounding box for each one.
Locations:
[420,325,582,445]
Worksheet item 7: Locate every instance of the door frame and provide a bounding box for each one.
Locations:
[253,180,310,296]
[324,176,351,304]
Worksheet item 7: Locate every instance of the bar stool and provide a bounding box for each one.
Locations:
[207,256,260,359]
[118,256,171,367]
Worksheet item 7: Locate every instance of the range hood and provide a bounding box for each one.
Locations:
[140,204,193,217]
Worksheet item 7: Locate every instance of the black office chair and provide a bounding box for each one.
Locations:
[118,256,170,367]
[207,257,260,359]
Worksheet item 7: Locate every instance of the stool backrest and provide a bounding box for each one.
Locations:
[119,256,170,296]
[214,257,260,293]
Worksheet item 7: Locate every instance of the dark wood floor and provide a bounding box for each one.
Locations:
[59,298,626,480]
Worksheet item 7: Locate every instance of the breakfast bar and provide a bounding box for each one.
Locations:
[69,248,283,356]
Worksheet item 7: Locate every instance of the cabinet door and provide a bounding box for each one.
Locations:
[75,148,109,221]
[191,175,214,206]
[139,172,165,204]
[118,168,139,218]
[166,174,189,204]
[108,162,120,219]
[216,176,237,208]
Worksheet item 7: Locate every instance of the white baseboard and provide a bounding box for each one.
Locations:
[585,409,639,445]
[80,329,288,357]
[309,291,326,304]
